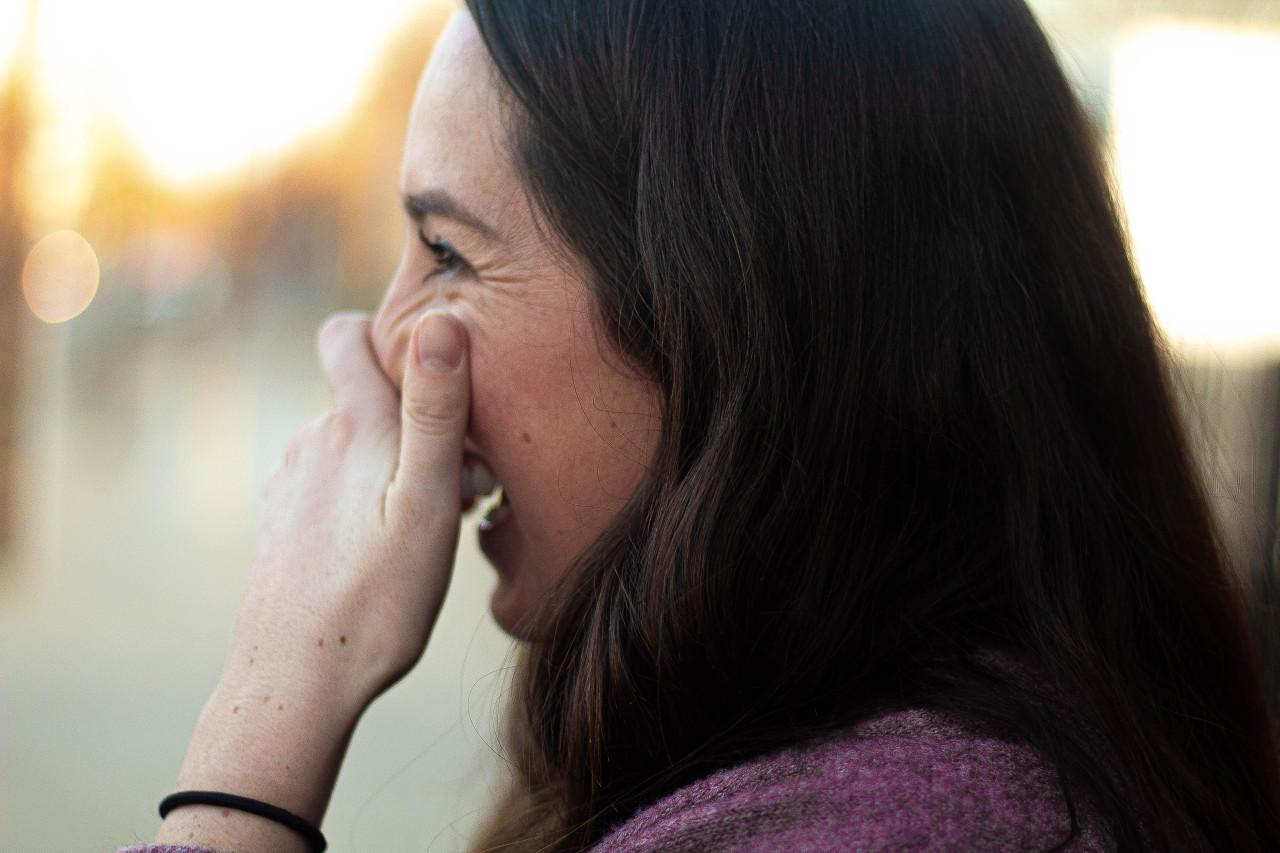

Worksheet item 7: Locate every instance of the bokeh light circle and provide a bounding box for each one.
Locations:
[22,230,100,323]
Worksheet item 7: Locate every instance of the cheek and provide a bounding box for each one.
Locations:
[467,319,576,450]
[474,313,659,526]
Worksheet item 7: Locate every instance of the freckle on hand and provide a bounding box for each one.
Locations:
[263,695,271,703]
[521,432,532,444]
[340,635,347,645]
[232,705,240,714]
[277,703,284,710]
[318,638,325,647]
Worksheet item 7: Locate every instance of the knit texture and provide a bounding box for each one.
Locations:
[590,708,1110,852]
[119,708,1110,852]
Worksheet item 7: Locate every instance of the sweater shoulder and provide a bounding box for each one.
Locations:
[592,708,1112,853]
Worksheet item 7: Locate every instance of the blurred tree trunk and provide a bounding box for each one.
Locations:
[0,3,35,550]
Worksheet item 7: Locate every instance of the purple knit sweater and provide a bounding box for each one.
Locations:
[119,708,1111,853]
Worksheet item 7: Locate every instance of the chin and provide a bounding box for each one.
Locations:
[489,580,540,641]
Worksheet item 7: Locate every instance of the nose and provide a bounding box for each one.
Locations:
[370,282,411,391]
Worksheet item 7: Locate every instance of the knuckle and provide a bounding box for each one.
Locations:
[302,410,333,435]
[316,317,345,354]
[285,410,345,463]
[403,399,460,438]
[316,313,371,363]
[318,311,369,345]
[263,463,286,497]
[325,407,360,444]
[283,432,307,466]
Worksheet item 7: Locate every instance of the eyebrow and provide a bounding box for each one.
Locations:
[401,189,498,240]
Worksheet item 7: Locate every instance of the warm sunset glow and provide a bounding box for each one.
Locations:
[0,1,26,81]
[22,229,100,323]
[10,0,447,217]
[1112,21,1280,358]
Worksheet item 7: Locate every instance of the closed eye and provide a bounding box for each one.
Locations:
[418,231,466,281]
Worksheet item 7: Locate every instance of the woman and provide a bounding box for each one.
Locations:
[126,0,1280,851]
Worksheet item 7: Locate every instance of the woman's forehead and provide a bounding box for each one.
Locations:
[400,12,518,240]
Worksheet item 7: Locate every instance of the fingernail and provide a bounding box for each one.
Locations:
[416,309,465,373]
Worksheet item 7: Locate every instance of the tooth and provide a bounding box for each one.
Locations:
[461,458,499,498]
[473,462,497,497]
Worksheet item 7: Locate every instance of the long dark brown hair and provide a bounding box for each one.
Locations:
[462,0,1280,849]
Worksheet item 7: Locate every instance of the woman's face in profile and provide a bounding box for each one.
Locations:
[371,13,660,638]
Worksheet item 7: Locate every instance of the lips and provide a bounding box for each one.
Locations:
[479,488,511,531]
[461,451,514,561]
[461,455,513,533]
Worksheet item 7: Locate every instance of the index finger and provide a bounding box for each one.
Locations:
[317,312,398,423]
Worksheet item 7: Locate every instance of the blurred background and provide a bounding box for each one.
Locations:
[0,0,1277,850]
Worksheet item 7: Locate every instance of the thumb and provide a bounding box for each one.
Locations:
[388,309,471,525]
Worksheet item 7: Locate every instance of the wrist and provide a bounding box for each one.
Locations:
[174,674,361,826]
[154,619,380,851]
[158,791,326,853]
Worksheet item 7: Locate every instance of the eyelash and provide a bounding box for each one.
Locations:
[418,231,464,281]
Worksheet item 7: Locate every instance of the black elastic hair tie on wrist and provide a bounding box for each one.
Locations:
[159,790,327,852]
